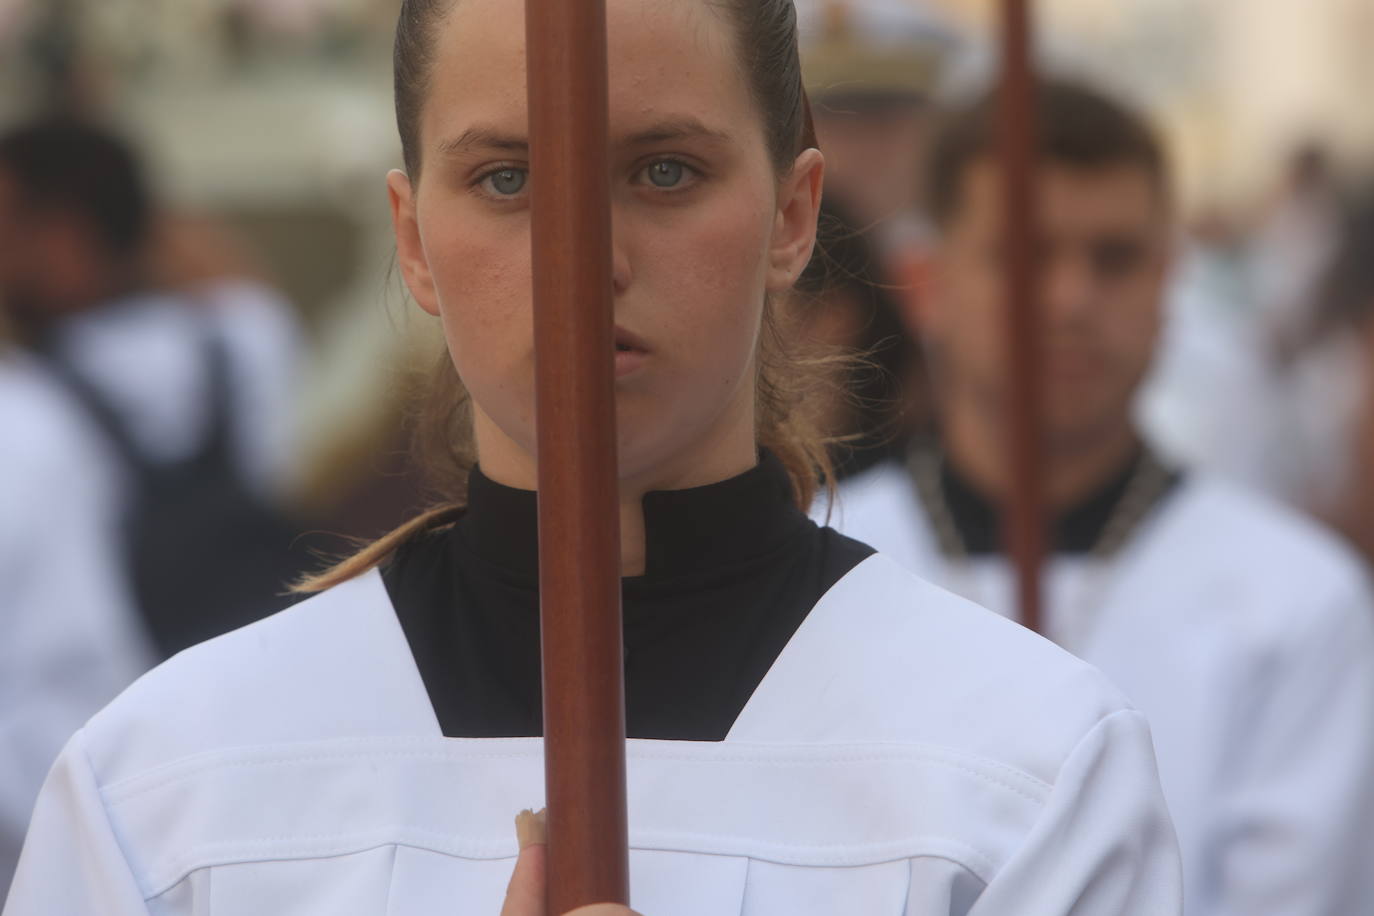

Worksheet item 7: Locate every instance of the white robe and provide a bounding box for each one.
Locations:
[823,465,1374,916]
[4,556,1181,915]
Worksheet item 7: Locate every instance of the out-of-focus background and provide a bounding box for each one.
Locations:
[799,0,1374,533]
[2,0,1374,901]
[2,0,1372,535]
[1,0,433,542]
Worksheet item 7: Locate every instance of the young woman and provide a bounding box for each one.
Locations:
[4,1,1182,913]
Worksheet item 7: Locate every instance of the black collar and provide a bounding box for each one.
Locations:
[930,446,1181,556]
[455,450,809,583]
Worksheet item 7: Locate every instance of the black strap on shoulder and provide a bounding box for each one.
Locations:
[35,311,239,482]
[190,323,237,473]
[35,331,152,479]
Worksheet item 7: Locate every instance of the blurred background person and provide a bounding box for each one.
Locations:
[1250,142,1345,349]
[0,3,411,890]
[0,116,311,891]
[793,0,976,475]
[823,79,1374,916]
[797,0,973,259]
[0,116,309,655]
[1284,186,1374,562]
[794,197,925,479]
[1139,142,1360,516]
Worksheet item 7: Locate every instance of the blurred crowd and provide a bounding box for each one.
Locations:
[3,0,1374,911]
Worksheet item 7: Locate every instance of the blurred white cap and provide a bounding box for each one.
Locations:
[794,0,986,102]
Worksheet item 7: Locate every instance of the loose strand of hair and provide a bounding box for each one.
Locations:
[293,502,464,593]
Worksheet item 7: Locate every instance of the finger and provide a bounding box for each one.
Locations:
[563,906,644,916]
[501,809,549,916]
[516,808,548,848]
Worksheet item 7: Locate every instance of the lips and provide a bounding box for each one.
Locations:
[614,326,650,355]
[613,326,650,378]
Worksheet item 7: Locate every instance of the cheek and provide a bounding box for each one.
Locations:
[939,263,1005,373]
[421,208,535,386]
[636,192,773,369]
[1106,279,1165,365]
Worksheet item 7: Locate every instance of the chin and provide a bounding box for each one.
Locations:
[1043,402,1132,449]
[613,427,682,488]
[616,410,736,492]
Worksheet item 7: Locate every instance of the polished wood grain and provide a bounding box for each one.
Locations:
[525,0,630,910]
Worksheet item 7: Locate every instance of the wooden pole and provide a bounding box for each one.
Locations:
[998,0,1047,635]
[525,0,631,911]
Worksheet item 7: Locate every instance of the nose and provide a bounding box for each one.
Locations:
[1042,250,1094,326]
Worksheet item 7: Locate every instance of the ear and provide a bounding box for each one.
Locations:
[765,148,825,293]
[387,169,441,317]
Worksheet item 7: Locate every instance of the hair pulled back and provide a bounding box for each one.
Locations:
[394,0,812,177]
[303,0,830,591]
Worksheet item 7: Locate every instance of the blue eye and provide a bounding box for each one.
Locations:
[646,160,685,188]
[482,168,527,196]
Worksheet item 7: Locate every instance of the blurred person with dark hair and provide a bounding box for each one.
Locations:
[0,116,300,496]
[0,115,306,890]
[795,196,926,478]
[792,0,967,480]
[823,79,1374,915]
[0,115,309,638]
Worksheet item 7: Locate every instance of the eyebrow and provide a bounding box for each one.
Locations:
[436,117,732,158]
[438,126,528,158]
[621,117,732,147]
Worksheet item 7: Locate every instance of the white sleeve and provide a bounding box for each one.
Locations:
[1197,578,1374,916]
[970,709,1184,915]
[3,731,150,915]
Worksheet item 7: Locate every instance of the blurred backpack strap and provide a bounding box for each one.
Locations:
[32,331,154,481]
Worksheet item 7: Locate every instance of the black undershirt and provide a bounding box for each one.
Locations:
[383,452,874,741]
[935,447,1182,555]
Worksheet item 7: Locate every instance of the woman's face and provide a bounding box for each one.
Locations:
[389,0,823,491]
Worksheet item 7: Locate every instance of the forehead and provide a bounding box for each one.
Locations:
[959,159,1167,232]
[422,0,750,150]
